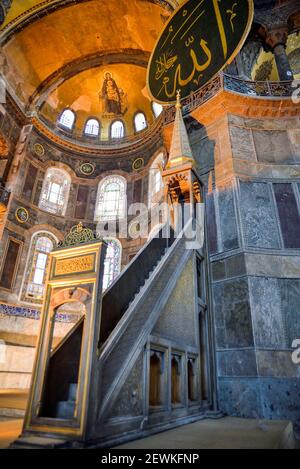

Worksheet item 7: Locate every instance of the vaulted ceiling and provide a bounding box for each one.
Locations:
[1,0,299,140]
[1,0,174,105]
[0,0,176,137]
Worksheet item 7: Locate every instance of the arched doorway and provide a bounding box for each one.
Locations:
[39,299,86,419]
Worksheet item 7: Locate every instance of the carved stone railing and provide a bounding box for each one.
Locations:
[163,74,295,124]
[163,74,224,124]
[223,74,295,98]
[0,185,10,212]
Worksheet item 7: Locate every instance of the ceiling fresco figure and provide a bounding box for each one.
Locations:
[100,72,124,116]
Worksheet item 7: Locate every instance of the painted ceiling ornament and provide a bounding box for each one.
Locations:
[147,0,253,103]
[15,207,29,224]
[79,162,96,176]
[33,143,45,157]
[58,222,101,248]
[100,71,128,117]
[132,157,145,172]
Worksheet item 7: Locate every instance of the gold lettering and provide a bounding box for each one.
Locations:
[160,25,174,51]
[55,255,94,276]
[155,53,178,81]
[158,39,212,98]
[180,10,205,41]
[212,0,228,59]
[185,35,195,48]
[171,0,205,45]
[226,3,238,32]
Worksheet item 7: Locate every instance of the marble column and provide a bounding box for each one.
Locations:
[265,27,294,81]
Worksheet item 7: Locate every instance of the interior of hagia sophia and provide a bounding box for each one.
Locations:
[0,0,299,449]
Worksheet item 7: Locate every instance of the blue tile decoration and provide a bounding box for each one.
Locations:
[0,303,78,323]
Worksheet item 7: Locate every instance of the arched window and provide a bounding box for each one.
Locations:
[21,232,57,302]
[103,238,122,291]
[84,118,100,137]
[152,102,163,118]
[58,109,75,130]
[111,120,125,139]
[148,153,165,207]
[39,168,71,216]
[95,175,126,221]
[134,112,147,132]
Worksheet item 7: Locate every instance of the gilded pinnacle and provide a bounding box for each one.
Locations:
[176,90,181,109]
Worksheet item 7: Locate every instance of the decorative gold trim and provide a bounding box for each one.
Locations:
[57,223,99,249]
[79,162,95,176]
[33,143,45,157]
[54,254,95,277]
[23,240,106,441]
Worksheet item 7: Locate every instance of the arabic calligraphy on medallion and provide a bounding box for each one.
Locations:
[147,0,253,103]
[54,255,95,276]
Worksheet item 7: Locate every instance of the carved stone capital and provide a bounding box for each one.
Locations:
[265,27,289,50]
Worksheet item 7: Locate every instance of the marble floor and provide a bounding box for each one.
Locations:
[0,416,295,449]
[0,418,23,449]
[116,417,294,449]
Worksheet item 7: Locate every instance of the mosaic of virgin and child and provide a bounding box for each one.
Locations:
[100,72,128,116]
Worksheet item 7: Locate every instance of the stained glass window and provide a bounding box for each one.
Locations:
[148,153,164,207]
[111,120,125,139]
[134,112,147,132]
[84,119,100,137]
[152,102,163,118]
[95,176,126,221]
[24,233,56,302]
[154,170,163,194]
[58,109,75,130]
[39,168,71,216]
[103,238,122,291]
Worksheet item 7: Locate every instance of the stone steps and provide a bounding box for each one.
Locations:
[55,383,77,419]
[98,235,190,421]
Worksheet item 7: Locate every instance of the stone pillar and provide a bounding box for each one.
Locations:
[265,27,294,81]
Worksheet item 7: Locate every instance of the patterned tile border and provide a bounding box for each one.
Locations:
[0,303,79,323]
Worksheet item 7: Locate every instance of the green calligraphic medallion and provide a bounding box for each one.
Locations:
[15,207,29,224]
[80,162,95,176]
[147,0,253,103]
[132,158,144,171]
